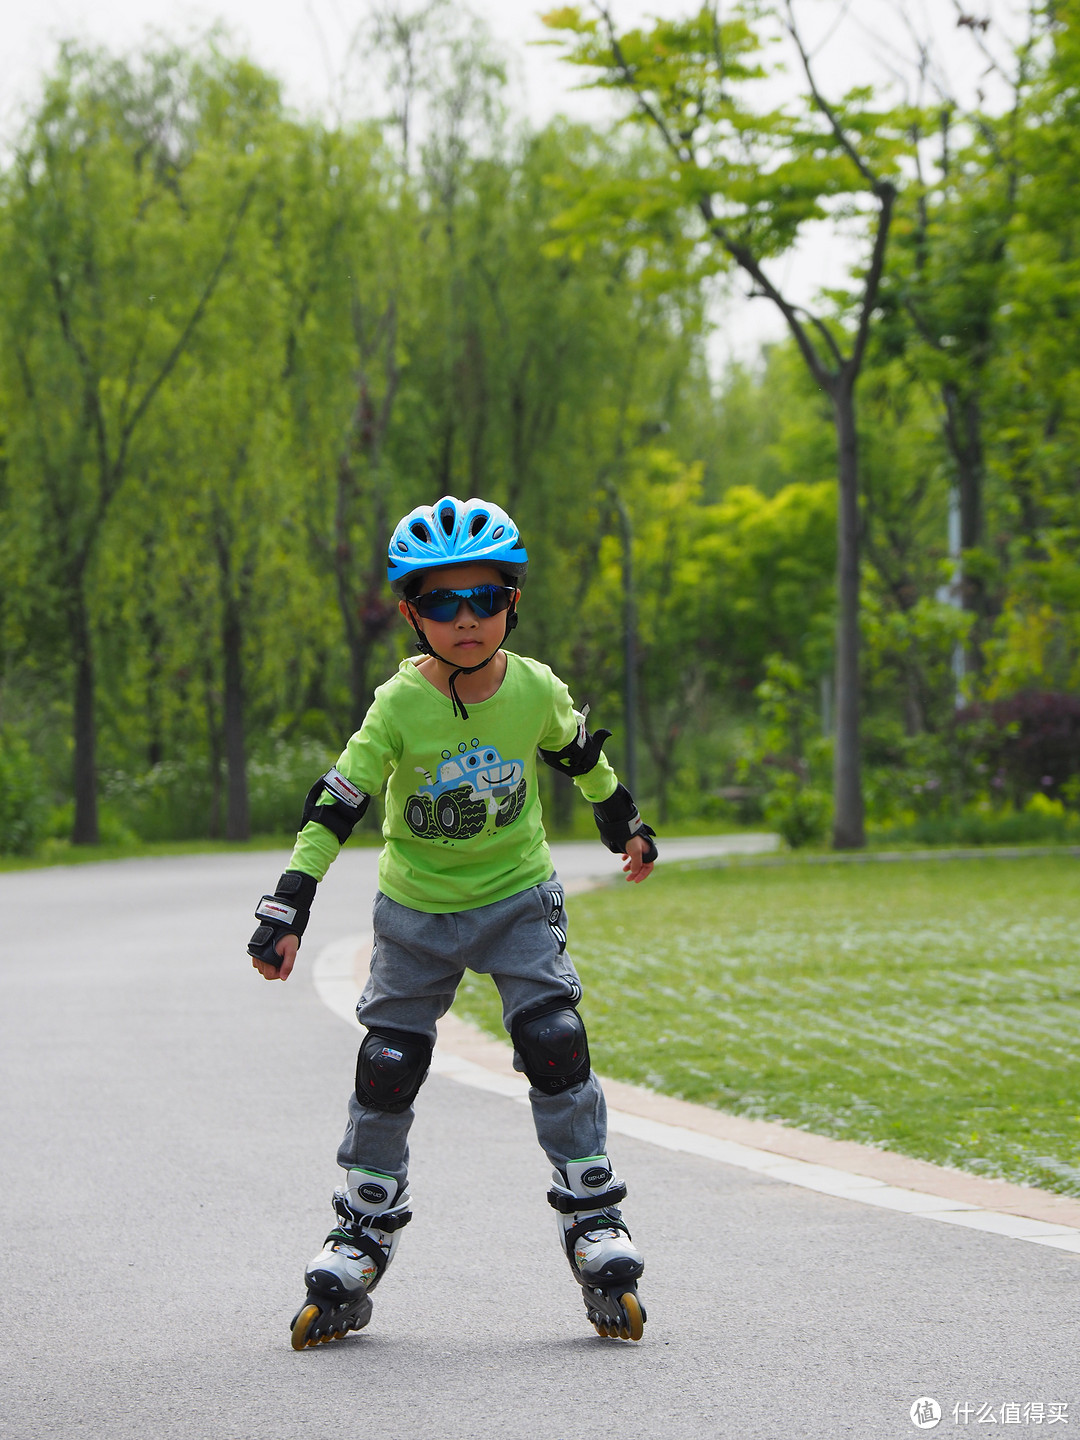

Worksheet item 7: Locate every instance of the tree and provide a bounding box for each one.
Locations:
[277,121,413,731]
[0,45,273,841]
[544,2,909,846]
[878,6,1049,657]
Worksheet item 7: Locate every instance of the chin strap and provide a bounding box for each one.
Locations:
[405,604,518,721]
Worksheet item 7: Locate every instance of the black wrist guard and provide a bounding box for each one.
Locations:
[539,709,612,779]
[248,870,317,968]
[301,766,370,844]
[592,783,658,863]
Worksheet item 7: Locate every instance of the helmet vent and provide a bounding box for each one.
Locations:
[396,541,408,553]
[491,525,504,539]
[469,513,489,537]
[440,507,456,535]
[410,522,431,543]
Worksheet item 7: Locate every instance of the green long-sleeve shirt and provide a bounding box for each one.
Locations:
[288,653,618,913]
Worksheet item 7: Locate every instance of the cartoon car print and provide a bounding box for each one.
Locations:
[404,741,527,839]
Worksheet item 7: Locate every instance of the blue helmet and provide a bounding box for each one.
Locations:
[387,495,528,596]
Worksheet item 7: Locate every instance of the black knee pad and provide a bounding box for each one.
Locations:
[355,1027,432,1113]
[511,999,591,1095]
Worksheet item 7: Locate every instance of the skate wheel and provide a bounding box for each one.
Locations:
[620,1291,644,1342]
[291,1303,321,1351]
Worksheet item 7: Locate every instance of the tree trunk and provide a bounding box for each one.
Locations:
[145,612,165,769]
[221,590,250,842]
[942,380,986,625]
[614,493,638,798]
[832,381,865,849]
[71,587,100,846]
[204,659,224,841]
[547,769,575,835]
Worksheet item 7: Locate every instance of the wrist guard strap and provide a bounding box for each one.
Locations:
[592,783,658,864]
[301,767,370,844]
[539,706,612,779]
[248,870,317,968]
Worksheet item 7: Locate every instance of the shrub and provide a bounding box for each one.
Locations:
[763,772,831,848]
[100,737,349,841]
[101,760,215,841]
[0,732,44,854]
[247,738,341,834]
[871,801,1080,848]
[957,691,1080,806]
[42,802,140,849]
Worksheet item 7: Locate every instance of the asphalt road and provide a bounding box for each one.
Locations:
[2,841,1077,1440]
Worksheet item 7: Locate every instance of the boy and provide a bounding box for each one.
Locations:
[248,495,658,1349]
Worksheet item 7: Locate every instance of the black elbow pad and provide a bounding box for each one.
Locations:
[539,710,612,779]
[301,766,370,843]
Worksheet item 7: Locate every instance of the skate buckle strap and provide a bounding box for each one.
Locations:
[301,768,371,844]
[256,895,297,925]
[333,1194,413,1234]
[322,767,365,807]
[325,1227,395,1280]
[547,1180,627,1214]
[562,1212,632,1255]
[325,1203,412,1284]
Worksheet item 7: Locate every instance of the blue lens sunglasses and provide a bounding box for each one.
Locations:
[411,584,516,624]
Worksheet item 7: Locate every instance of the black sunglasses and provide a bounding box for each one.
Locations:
[411,585,516,624]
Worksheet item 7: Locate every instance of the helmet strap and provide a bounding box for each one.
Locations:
[405,600,518,721]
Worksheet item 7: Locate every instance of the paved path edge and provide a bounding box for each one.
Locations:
[312,932,1080,1248]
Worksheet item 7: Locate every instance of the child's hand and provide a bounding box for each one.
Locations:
[622,834,655,884]
[252,933,299,981]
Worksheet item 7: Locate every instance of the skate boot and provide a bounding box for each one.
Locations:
[548,1156,645,1341]
[290,1168,412,1350]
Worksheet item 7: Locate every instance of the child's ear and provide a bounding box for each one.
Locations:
[398,598,412,620]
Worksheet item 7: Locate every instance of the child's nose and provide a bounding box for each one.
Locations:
[455,600,478,625]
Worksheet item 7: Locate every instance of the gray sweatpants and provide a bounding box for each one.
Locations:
[337,875,608,1188]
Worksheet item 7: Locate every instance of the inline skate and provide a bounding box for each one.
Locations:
[548,1156,645,1341]
[290,1168,411,1349]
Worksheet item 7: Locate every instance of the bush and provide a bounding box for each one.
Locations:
[100,737,348,841]
[101,759,215,841]
[247,738,343,834]
[0,732,45,854]
[39,802,140,852]
[871,799,1080,848]
[763,772,831,848]
[957,691,1080,806]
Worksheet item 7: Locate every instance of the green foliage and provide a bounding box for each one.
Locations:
[543,4,907,260]
[42,802,138,851]
[872,803,1080,849]
[706,347,837,500]
[735,655,833,848]
[5,9,1080,852]
[762,772,831,850]
[0,732,43,854]
[689,483,836,683]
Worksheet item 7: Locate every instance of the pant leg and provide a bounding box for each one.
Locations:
[336,892,464,1187]
[460,875,609,1172]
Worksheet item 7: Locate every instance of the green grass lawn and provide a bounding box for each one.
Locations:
[453,855,1080,1195]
